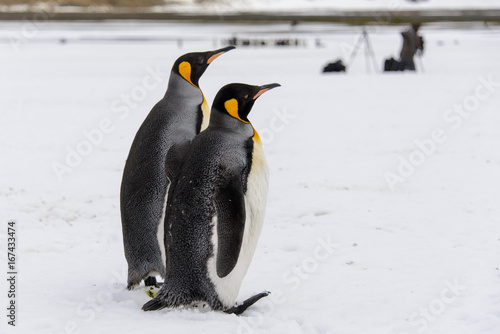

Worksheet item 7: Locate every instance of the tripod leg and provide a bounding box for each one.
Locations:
[364,37,371,73]
[364,32,379,73]
[347,34,364,67]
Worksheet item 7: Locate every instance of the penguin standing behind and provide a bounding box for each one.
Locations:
[121,46,235,290]
[142,82,280,314]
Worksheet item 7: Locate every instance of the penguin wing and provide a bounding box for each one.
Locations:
[214,172,246,278]
[165,141,191,182]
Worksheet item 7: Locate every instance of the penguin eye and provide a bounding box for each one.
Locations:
[197,56,204,65]
[243,94,249,99]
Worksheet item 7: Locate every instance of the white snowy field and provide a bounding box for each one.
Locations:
[167,0,500,12]
[1,21,500,334]
[2,0,500,13]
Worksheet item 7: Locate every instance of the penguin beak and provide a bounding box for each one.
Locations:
[207,46,236,64]
[253,83,281,100]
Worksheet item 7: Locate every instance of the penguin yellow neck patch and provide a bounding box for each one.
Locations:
[179,61,196,87]
[200,93,210,131]
[224,98,249,123]
[252,127,261,143]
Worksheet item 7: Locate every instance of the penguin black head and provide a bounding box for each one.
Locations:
[212,83,281,123]
[172,46,235,87]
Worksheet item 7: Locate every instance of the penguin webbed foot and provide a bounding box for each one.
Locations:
[142,289,270,313]
[224,291,270,315]
[144,276,163,288]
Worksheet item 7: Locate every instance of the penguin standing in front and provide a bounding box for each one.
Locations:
[120,46,235,290]
[142,82,280,314]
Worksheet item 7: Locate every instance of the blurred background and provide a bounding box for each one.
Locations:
[1,1,500,334]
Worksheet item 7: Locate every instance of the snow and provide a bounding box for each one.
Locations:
[199,0,500,11]
[2,0,500,13]
[235,0,500,11]
[1,21,500,334]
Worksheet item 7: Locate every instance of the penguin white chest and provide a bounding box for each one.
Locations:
[207,136,269,308]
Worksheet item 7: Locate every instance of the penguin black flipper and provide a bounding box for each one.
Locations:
[214,172,246,278]
[165,141,192,182]
[224,291,270,315]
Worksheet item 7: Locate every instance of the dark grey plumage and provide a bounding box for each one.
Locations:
[142,83,280,313]
[120,47,235,290]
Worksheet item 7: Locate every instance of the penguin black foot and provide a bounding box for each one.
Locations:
[224,291,270,315]
[144,276,163,288]
[144,276,156,287]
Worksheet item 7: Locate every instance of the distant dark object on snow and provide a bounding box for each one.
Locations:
[322,59,346,73]
[384,23,424,72]
[384,57,404,71]
[223,36,306,48]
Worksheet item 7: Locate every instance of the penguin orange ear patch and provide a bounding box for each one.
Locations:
[224,98,248,123]
[179,61,193,85]
[224,98,238,115]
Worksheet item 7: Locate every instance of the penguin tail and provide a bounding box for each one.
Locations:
[142,297,167,311]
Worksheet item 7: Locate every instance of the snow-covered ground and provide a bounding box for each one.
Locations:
[172,0,500,12]
[1,21,500,334]
[228,0,500,11]
[2,0,500,13]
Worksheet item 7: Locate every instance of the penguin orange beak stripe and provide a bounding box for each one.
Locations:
[253,83,281,100]
[253,89,269,100]
[207,52,224,64]
[207,46,236,64]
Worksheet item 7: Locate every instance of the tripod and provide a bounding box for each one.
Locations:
[415,49,425,73]
[347,29,379,73]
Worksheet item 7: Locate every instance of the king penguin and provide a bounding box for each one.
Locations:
[120,46,235,290]
[142,82,280,314]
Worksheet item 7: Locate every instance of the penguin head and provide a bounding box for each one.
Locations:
[212,83,281,124]
[172,46,235,87]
